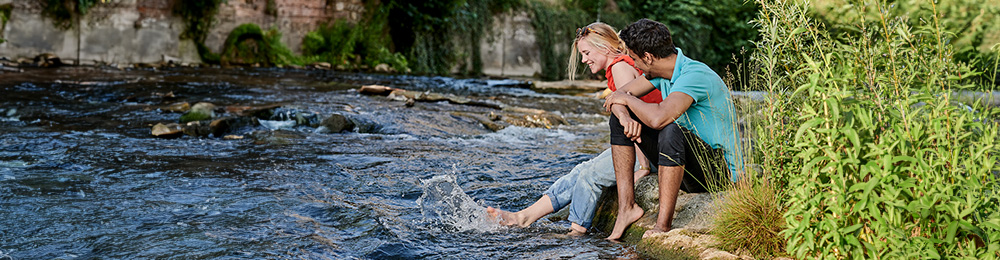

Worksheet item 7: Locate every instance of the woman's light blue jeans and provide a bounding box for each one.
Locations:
[543,148,638,229]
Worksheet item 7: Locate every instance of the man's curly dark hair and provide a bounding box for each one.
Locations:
[619,18,678,59]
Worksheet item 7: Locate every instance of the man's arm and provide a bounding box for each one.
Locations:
[615,74,656,97]
[606,91,692,131]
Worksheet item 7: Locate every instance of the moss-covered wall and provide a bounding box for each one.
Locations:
[0,0,363,65]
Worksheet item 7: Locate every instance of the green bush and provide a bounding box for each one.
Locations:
[219,23,298,66]
[746,0,1000,258]
[806,0,1000,87]
[302,1,408,72]
[617,0,759,83]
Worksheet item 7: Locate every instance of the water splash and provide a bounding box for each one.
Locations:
[258,119,296,130]
[416,174,502,232]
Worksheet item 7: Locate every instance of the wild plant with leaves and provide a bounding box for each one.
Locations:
[745,0,1000,258]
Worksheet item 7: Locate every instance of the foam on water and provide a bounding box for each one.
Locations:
[416,174,502,232]
[436,126,582,147]
[258,119,297,130]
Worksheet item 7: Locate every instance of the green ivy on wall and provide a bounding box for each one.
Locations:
[41,0,105,29]
[0,3,12,44]
[174,0,226,63]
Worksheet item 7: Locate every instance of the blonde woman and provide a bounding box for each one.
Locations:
[487,22,662,235]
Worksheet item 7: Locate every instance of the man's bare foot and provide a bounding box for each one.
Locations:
[606,203,644,240]
[566,223,587,236]
[642,227,668,238]
[486,206,530,227]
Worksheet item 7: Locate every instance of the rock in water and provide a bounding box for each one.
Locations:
[180,102,216,123]
[151,123,182,137]
[320,113,355,133]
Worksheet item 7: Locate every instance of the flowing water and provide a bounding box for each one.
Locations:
[0,67,649,259]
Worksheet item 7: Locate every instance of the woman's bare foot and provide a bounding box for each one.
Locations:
[606,203,644,240]
[486,206,530,227]
[566,222,588,236]
[633,169,650,183]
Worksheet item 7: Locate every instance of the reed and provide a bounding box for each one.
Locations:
[726,0,1000,258]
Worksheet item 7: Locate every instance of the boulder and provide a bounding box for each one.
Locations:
[180,102,216,123]
[226,103,282,118]
[181,121,212,137]
[151,123,183,137]
[312,62,332,69]
[374,63,392,73]
[33,53,63,67]
[359,85,395,96]
[320,113,355,133]
[593,174,718,241]
[164,102,190,113]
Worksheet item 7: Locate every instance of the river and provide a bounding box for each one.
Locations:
[0,67,650,259]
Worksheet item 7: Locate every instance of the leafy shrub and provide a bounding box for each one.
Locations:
[302,1,408,72]
[617,0,759,84]
[746,0,1000,258]
[807,0,1000,88]
[220,23,298,66]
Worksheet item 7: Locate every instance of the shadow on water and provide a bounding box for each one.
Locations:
[0,67,652,259]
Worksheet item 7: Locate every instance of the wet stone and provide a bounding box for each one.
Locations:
[320,113,355,133]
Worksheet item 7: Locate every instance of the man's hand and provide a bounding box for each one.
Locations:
[603,90,632,112]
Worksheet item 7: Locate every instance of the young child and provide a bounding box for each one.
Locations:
[487,22,663,235]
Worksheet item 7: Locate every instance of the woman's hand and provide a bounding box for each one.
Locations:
[619,115,643,143]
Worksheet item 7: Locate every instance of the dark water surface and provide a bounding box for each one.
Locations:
[0,67,646,259]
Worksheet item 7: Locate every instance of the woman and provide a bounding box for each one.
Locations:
[487,22,663,235]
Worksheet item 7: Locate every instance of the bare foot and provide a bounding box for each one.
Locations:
[633,169,650,183]
[566,223,587,236]
[486,206,529,227]
[606,203,644,240]
[642,227,668,238]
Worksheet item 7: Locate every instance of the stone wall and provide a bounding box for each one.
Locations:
[0,0,363,65]
[479,11,540,78]
[0,0,543,77]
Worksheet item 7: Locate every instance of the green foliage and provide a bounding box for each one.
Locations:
[174,0,226,63]
[385,0,521,75]
[617,0,759,83]
[808,0,1000,88]
[745,0,1000,258]
[220,23,298,66]
[302,1,408,72]
[527,1,631,81]
[711,180,786,258]
[0,3,11,44]
[41,0,104,29]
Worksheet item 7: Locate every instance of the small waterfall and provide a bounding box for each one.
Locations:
[416,174,502,232]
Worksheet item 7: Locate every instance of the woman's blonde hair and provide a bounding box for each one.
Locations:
[568,22,628,81]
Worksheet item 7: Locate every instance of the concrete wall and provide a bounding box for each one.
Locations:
[0,0,363,65]
[479,11,540,78]
[0,0,543,77]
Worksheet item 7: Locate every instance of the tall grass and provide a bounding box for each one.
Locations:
[739,0,1000,258]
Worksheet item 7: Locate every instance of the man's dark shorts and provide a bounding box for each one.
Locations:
[610,111,729,193]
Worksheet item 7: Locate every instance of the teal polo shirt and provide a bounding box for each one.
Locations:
[648,48,742,180]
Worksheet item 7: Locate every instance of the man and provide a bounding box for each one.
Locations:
[602,18,742,240]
